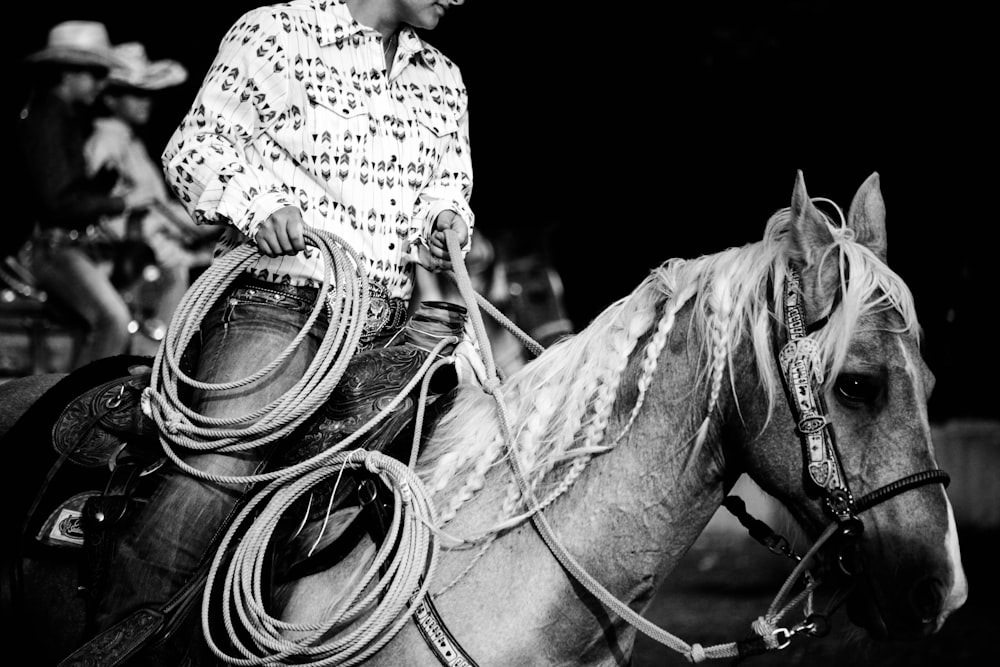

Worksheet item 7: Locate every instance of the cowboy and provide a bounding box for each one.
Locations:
[16,20,154,369]
[85,2,473,662]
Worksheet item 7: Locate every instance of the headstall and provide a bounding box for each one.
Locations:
[776,265,951,531]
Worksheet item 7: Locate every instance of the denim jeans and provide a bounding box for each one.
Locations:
[93,282,329,635]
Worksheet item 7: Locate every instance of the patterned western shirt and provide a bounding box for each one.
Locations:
[161,0,474,299]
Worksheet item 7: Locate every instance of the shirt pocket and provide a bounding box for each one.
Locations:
[313,82,369,119]
[306,82,370,182]
[408,82,461,138]
[413,105,459,138]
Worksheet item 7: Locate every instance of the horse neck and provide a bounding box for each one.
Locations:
[532,302,731,607]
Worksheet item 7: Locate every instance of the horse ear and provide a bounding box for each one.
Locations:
[846,172,888,261]
[787,170,838,325]
[788,170,835,265]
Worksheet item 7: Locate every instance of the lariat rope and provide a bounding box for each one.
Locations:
[139,227,919,665]
[141,229,461,664]
[142,228,370,468]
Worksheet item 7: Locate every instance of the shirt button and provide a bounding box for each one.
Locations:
[390,199,396,205]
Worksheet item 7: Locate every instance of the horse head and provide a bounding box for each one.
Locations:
[733,171,968,640]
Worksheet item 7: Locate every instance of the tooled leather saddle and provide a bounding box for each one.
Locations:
[11,303,466,666]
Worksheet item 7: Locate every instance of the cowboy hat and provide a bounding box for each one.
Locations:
[107,42,188,91]
[24,20,121,70]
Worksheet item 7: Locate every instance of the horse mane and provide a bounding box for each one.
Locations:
[416,202,919,531]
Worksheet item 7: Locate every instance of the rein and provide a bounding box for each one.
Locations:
[443,235,952,664]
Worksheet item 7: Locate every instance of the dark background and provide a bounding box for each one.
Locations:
[7,1,995,421]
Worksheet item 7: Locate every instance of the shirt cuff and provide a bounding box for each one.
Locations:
[418,201,473,252]
[238,191,297,240]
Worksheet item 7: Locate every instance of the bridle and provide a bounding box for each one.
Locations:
[776,265,950,529]
[719,264,953,652]
[411,237,956,665]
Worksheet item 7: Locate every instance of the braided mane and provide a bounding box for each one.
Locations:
[416,203,919,530]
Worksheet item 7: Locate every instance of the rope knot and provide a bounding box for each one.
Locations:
[140,387,154,419]
[364,450,382,474]
[687,643,706,663]
[482,377,501,395]
[752,615,780,649]
[162,409,187,435]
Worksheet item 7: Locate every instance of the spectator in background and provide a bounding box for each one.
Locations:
[16,20,152,369]
[86,41,222,343]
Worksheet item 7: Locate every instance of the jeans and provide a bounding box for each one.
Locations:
[31,241,132,368]
[93,282,329,635]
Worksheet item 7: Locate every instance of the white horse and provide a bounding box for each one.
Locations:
[1,172,967,665]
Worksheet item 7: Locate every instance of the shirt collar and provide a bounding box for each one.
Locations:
[313,0,433,66]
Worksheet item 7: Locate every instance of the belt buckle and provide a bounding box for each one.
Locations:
[363,282,391,339]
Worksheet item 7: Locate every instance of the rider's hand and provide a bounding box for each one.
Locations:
[427,210,469,271]
[254,206,306,257]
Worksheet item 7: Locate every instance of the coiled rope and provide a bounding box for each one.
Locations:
[202,449,441,666]
[140,229,459,664]
[142,228,370,477]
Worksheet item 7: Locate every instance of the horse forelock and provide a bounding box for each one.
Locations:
[764,207,921,391]
[416,203,920,529]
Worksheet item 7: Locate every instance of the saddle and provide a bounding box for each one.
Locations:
[45,300,467,666]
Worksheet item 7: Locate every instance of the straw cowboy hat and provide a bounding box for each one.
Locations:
[24,20,121,70]
[107,42,188,91]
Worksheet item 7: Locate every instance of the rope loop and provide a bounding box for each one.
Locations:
[145,228,369,487]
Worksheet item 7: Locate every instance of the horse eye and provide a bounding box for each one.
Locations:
[834,373,881,404]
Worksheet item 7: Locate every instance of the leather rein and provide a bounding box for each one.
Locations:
[309,256,956,666]
[431,261,954,664]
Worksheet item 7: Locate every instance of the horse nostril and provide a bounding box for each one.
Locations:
[910,576,945,624]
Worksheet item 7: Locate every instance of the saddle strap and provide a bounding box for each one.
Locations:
[58,557,212,667]
[58,607,164,667]
[359,478,480,667]
[412,598,479,667]
[79,451,161,624]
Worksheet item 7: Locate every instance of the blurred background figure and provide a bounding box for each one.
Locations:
[85,41,221,352]
[413,226,573,375]
[13,20,150,370]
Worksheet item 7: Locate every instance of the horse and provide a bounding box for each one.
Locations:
[0,171,967,665]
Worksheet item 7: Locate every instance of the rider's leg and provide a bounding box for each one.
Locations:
[91,282,328,632]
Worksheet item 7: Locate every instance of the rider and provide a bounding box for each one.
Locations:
[89,0,472,661]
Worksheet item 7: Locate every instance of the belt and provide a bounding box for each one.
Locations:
[231,273,408,344]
